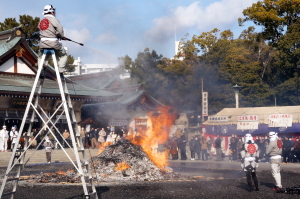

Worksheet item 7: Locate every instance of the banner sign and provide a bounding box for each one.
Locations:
[268,114,292,127]
[237,122,259,130]
[208,116,228,122]
[110,119,128,126]
[202,92,208,116]
[237,115,258,122]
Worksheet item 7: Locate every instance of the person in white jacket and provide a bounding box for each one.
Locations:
[240,133,260,192]
[10,125,18,151]
[266,131,283,191]
[0,125,9,152]
[38,5,67,77]
[44,136,53,164]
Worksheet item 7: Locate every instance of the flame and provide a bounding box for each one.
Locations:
[129,106,176,170]
[96,141,112,156]
[115,162,130,171]
[57,170,67,175]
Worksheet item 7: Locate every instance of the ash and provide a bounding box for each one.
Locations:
[91,139,175,182]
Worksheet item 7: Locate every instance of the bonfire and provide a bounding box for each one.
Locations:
[27,107,178,183]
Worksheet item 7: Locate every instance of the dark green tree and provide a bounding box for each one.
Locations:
[0,15,40,52]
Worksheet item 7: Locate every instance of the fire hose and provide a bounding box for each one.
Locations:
[63,37,84,46]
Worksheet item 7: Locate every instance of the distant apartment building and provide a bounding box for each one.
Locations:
[70,57,130,79]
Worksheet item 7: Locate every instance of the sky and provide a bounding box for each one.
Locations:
[0,0,258,64]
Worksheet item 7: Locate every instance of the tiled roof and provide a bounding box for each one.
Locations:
[0,37,21,57]
[69,70,120,89]
[0,74,121,98]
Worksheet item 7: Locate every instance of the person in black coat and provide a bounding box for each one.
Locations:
[282,136,292,163]
[189,136,196,160]
[194,136,202,160]
[178,135,188,160]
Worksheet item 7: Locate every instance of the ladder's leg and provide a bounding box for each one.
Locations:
[61,73,98,198]
[51,53,95,197]
[0,52,48,198]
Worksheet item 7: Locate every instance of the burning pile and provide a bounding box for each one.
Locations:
[25,107,178,183]
[91,139,174,181]
[27,169,82,183]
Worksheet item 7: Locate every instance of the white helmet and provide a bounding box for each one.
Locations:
[43,5,56,15]
[268,131,278,140]
[244,133,254,144]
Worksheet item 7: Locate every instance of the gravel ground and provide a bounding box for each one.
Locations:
[2,168,300,199]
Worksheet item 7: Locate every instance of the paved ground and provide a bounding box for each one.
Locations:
[0,149,300,198]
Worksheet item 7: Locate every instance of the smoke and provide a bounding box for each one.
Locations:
[96,31,118,44]
[84,46,118,64]
[144,0,257,42]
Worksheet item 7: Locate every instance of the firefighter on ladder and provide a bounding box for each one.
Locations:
[38,4,67,79]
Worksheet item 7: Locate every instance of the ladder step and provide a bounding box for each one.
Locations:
[2,191,15,197]
[7,177,19,182]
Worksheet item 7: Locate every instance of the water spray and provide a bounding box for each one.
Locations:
[63,37,84,46]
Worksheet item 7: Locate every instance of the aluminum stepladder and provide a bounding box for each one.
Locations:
[0,49,97,199]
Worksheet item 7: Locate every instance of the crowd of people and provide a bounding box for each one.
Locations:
[166,132,300,164]
[80,126,126,149]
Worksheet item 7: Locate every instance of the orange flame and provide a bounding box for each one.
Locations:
[96,141,112,156]
[129,106,176,170]
[114,162,130,171]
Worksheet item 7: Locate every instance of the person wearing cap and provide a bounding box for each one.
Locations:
[294,137,300,163]
[240,133,260,192]
[10,126,19,151]
[44,136,53,164]
[266,131,283,191]
[0,125,9,152]
[38,4,67,78]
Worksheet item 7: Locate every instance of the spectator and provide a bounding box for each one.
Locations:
[178,135,188,160]
[215,135,222,161]
[111,131,117,144]
[230,134,238,161]
[221,137,225,160]
[106,132,112,144]
[237,138,243,157]
[207,137,213,160]
[258,136,265,160]
[106,126,111,140]
[201,137,208,161]
[89,128,98,149]
[62,129,70,147]
[282,136,291,164]
[0,126,9,152]
[194,136,202,160]
[168,137,178,160]
[264,136,270,163]
[80,127,86,148]
[28,136,37,149]
[10,125,18,151]
[189,136,196,160]
[98,128,106,146]
[44,136,53,164]
[294,137,300,163]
